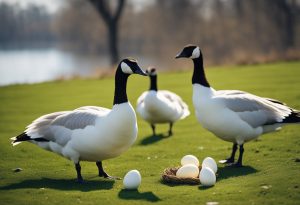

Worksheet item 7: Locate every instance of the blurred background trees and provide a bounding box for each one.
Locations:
[0,0,300,67]
[0,3,56,48]
[89,0,125,65]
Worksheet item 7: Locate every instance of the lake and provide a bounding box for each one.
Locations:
[0,48,110,86]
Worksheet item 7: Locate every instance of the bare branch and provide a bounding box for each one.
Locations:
[89,0,111,24]
[113,0,126,22]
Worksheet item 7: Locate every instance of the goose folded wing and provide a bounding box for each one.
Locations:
[215,93,292,128]
[159,90,188,108]
[25,107,110,145]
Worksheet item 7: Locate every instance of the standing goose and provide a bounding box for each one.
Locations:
[136,68,190,136]
[175,45,300,167]
[11,58,147,182]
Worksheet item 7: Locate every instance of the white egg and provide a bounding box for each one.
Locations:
[202,157,218,173]
[123,170,141,190]
[181,155,200,167]
[199,167,216,186]
[176,164,199,178]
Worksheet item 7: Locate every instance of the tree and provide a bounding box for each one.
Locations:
[89,0,126,65]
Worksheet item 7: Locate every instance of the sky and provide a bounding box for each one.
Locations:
[0,0,155,13]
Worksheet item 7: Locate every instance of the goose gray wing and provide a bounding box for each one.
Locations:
[159,90,190,118]
[215,92,292,128]
[25,107,110,145]
[217,89,288,106]
[159,90,188,108]
[51,110,100,129]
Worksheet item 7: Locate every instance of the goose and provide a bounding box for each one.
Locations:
[136,68,190,136]
[11,58,147,182]
[175,45,300,167]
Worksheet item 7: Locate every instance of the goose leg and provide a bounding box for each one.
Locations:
[75,162,84,183]
[168,122,173,136]
[96,161,121,180]
[151,124,156,136]
[219,143,237,164]
[233,144,244,167]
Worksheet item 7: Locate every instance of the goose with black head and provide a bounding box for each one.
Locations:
[176,45,300,167]
[136,68,190,136]
[11,58,147,183]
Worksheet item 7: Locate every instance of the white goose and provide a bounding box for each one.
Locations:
[136,68,190,136]
[176,45,300,166]
[11,58,147,182]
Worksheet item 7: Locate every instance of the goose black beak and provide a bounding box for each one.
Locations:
[134,66,147,76]
[175,52,185,59]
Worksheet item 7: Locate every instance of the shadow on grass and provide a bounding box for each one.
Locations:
[217,165,258,181]
[198,185,215,190]
[0,178,115,192]
[118,189,161,202]
[140,134,170,146]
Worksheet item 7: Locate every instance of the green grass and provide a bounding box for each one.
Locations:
[0,61,300,205]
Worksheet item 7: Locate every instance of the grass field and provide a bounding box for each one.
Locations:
[0,61,299,205]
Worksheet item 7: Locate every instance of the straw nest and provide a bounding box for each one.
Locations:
[161,166,201,185]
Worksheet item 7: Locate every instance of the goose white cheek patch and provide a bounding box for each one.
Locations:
[121,62,133,74]
[191,47,200,59]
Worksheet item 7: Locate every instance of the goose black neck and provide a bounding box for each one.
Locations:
[113,67,129,105]
[192,57,210,87]
[149,75,158,91]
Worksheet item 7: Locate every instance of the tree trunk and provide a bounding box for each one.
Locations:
[108,22,119,65]
[89,0,125,66]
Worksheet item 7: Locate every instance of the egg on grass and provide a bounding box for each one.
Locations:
[202,157,218,173]
[181,155,200,167]
[199,167,216,186]
[176,164,199,178]
[123,170,141,190]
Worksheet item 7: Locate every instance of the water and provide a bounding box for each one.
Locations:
[0,48,110,86]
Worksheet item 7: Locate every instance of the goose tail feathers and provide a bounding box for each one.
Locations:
[10,132,30,146]
[282,110,300,124]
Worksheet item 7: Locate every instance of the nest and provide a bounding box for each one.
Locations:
[162,166,201,185]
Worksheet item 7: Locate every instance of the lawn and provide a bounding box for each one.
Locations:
[0,61,299,205]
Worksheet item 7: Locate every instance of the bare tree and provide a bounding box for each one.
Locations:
[89,0,125,65]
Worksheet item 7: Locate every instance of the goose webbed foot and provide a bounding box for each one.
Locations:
[219,157,234,164]
[103,175,122,180]
[96,161,121,180]
[224,144,244,168]
[219,143,238,164]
